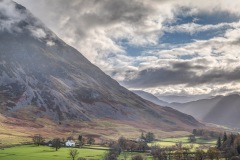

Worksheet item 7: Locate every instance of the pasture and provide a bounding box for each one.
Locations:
[149,136,217,151]
[0,145,106,160]
[0,136,217,160]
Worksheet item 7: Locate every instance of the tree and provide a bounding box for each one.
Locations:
[132,155,144,160]
[230,134,235,146]
[127,141,137,152]
[174,150,183,160]
[52,138,61,151]
[189,135,196,143]
[79,137,86,148]
[104,149,119,160]
[207,148,220,160]
[67,136,73,141]
[87,137,95,145]
[193,129,197,135]
[32,134,44,146]
[230,156,240,160]
[69,149,79,160]
[78,135,85,148]
[78,135,83,142]
[175,142,183,150]
[195,149,206,160]
[224,147,237,159]
[140,132,145,140]
[118,137,127,150]
[145,132,155,143]
[151,145,164,160]
[223,132,228,143]
[237,145,240,155]
[217,136,222,149]
[138,142,149,152]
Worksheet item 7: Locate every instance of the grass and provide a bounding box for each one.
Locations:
[0,115,191,147]
[161,137,190,143]
[195,137,217,144]
[118,152,152,160]
[0,145,150,160]
[0,145,107,160]
[148,136,217,151]
[0,136,217,160]
[159,136,217,144]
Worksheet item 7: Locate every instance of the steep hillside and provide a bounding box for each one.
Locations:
[171,94,240,128]
[0,0,202,137]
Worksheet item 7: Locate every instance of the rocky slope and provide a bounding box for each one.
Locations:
[0,1,202,131]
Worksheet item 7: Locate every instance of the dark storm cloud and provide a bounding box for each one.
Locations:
[172,61,206,70]
[123,61,240,88]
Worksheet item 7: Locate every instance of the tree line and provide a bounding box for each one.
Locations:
[32,134,95,151]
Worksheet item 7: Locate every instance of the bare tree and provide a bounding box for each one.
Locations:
[87,137,95,145]
[52,138,61,151]
[32,134,44,146]
[69,149,79,160]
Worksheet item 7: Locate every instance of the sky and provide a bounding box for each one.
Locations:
[13,0,240,99]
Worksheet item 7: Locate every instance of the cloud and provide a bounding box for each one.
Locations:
[119,25,240,96]
[0,0,59,48]
[28,27,47,39]
[12,0,240,97]
[14,0,174,62]
[123,62,240,88]
[163,21,240,35]
[0,0,27,32]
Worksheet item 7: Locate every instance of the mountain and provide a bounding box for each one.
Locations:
[0,1,202,140]
[156,95,210,103]
[171,94,240,128]
[132,90,170,107]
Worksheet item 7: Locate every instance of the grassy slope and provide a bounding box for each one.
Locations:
[0,113,191,146]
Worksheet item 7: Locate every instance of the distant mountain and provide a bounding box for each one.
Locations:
[156,95,210,103]
[132,90,170,107]
[0,1,202,133]
[171,94,240,128]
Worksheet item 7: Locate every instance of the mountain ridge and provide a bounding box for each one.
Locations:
[0,1,202,134]
[171,94,240,128]
[132,90,170,107]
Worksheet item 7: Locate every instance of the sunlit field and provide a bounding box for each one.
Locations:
[0,136,218,160]
[149,136,217,151]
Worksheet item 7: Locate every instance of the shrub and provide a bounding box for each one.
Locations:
[132,154,144,160]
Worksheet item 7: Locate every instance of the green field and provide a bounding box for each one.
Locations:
[0,145,107,160]
[0,145,152,160]
[149,136,217,151]
[118,152,152,160]
[0,136,217,160]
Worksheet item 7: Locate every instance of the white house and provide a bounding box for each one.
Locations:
[135,138,145,142]
[65,140,75,147]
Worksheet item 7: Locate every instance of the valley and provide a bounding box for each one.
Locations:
[0,136,218,160]
[1,0,240,159]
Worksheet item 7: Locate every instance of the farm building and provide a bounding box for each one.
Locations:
[65,140,75,147]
